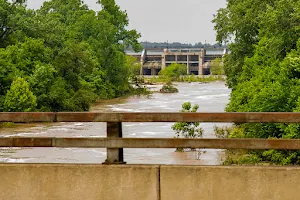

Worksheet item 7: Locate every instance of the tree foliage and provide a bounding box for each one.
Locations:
[0,0,141,112]
[126,55,141,80]
[4,77,37,112]
[138,41,226,50]
[210,58,224,75]
[213,0,300,164]
[172,102,203,153]
[159,63,187,81]
[159,81,178,93]
[172,102,203,139]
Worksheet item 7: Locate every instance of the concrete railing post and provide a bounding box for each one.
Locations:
[103,122,126,164]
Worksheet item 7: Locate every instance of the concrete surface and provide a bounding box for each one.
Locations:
[1,164,300,200]
[161,165,300,200]
[0,164,159,200]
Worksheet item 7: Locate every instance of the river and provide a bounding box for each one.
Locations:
[0,82,231,165]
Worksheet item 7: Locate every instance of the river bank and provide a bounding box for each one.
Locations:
[142,75,226,85]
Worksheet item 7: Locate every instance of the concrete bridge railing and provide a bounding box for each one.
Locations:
[1,112,300,200]
[1,112,300,164]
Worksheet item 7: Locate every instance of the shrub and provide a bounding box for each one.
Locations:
[4,77,37,112]
[172,102,204,153]
[159,81,178,93]
[159,63,187,81]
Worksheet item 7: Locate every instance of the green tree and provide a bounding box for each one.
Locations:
[212,0,277,89]
[0,0,142,112]
[28,64,56,111]
[126,55,141,77]
[159,63,187,81]
[0,0,27,47]
[4,77,37,112]
[213,0,300,165]
[210,58,224,75]
[172,102,203,139]
[172,102,204,153]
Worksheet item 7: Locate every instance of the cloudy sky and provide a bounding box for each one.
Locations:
[26,0,227,44]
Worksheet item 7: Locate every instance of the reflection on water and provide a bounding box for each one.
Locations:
[0,82,231,165]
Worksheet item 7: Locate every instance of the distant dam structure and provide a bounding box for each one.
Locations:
[127,48,228,75]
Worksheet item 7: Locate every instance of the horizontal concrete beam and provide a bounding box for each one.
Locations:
[2,138,300,150]
[1,112,300,123]
[0,112,55,122]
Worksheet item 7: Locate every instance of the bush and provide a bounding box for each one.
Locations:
[172,102,204,152]
[214,125,232,138]
[159,81,178,93]
[210,58,224,75]
[159,63,187,81]
[4,77,37,112]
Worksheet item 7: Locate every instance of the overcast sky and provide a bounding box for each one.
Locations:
[26,0,227,44]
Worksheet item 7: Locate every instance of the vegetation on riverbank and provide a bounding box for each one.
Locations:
[214,125,299,166]
[144,75,225,84]
[144,63,225,84]
[210,58,224,75]
[0,0,142,112]
[213,0,300,165]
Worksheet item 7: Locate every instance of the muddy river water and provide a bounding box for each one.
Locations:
[0,82,231,165]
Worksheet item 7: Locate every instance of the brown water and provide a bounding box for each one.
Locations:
[0,82,231,165]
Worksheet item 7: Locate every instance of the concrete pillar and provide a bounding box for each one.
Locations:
[198,56,202,75]
[223,48,228,55]
[140,62,143,75]
[140,49,146,75]
[187,55,190,75]
[198,50,205,75]
[103,122,125,164]
[151,68,155,75]
[162,54,166,70]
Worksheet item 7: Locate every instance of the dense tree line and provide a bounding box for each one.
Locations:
[213,0,300,164]
[138,41,226,49]
[0,0,141,112]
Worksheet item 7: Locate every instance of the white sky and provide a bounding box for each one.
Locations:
[26,0,227,44]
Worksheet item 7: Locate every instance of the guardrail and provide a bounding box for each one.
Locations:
[1,112,300,164]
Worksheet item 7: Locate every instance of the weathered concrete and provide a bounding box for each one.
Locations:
[2,164,300,200]
[105,122,125,164]
[0,164,159,200]
[161,165,300,200]
[2,112,300,123]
